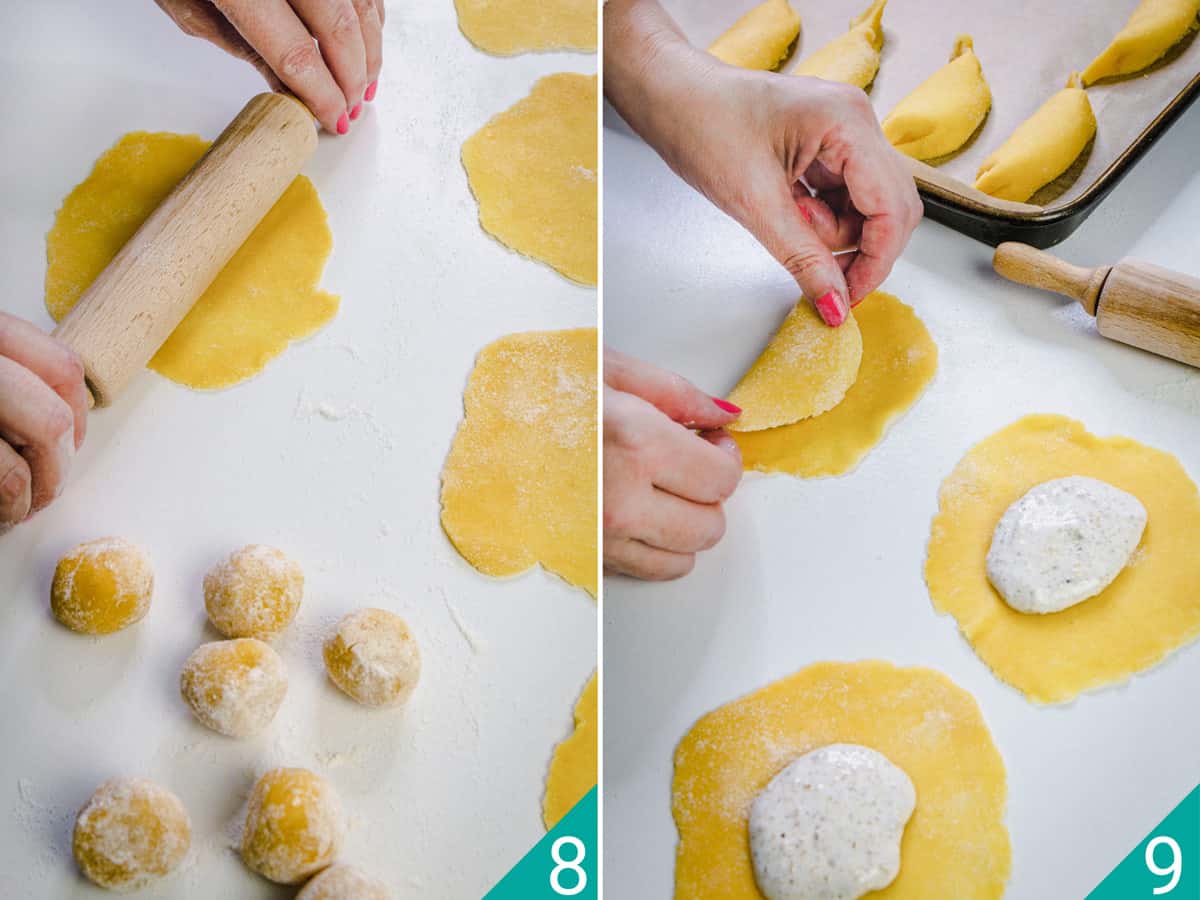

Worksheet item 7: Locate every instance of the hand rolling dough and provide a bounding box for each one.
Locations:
[791,0,887,89]
[974,74,1096,204]
[543,671,597,829]
[440,328,597,597]
[1082,0,1200,84]
[454,0,597,55]
[708,0,802,71]
[883,36,991,161]
[926,414,1200,704]
[45,132,338,390]
[733,292,937,478]
[726,300,863,432]
[672,660,1010,899]
[462,74,597,286]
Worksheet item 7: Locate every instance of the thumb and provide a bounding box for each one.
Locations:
[755,178,851,327]
[605,347,741,430]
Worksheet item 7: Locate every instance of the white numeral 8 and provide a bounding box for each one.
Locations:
[1146,835,1182,895]
[551,835,587,896]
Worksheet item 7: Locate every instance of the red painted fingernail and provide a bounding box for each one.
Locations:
[814,291,847,327]
[365,80,378,102]
[797,204,813,224]
[350,102,363,121]
[713,398,742,415]
[336,112,349,135]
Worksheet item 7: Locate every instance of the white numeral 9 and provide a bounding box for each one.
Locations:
[1146,835,1181,895]
[550,835,587,896]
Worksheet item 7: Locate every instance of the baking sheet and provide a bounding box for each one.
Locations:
[0,3,596,898]
[667,0,1200,209]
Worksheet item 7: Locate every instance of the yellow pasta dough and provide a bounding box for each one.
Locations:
[441,328,598,597]
[792,0,887,89]
[926,414,1200,704]
[1082,0,1200,84]
[727,300,862,432]
[707,0,802,71]
[734,292,937,477]
[883,36,991,161]
[974,74,1097,204]
[45,132,338,390]
[673,660,1010,899]
[462,74,597,286]
[543,671,597,829]
[454,0,596,55]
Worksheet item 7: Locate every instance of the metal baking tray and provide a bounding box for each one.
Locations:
[668,0,1200,248]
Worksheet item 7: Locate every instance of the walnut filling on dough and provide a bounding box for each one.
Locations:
[986,475,1147,614]
[748,743,915,900]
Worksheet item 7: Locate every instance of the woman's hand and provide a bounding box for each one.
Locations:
[605,0,922,326]
[604,349,743,581]
[155,0,385,134]
[0,314,89,533]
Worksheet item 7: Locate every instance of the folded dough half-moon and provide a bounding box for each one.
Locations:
[883,36,991,161]
[974,73,1096,203]
[791,0,887,89]
[708,0,802,71]
[1082,0,1200,85]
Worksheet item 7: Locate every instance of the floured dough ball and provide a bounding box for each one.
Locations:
[73,777,191,891]
[323,608,421,707]
[749,744,915,900]
[204,544,303,639]
[297,863,391,899]
[180,639,288,738]
[52,537,154,635]
[241,768,343,884]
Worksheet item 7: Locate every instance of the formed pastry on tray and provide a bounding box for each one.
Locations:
[1082,0,1200,84]
[791,0,887,89]
[708,0,801,71]
[974,73,1096,204]
[883,36,991,161]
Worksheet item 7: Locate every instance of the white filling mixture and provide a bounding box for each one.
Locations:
[749,744,915,900]
[986,475,1147,614]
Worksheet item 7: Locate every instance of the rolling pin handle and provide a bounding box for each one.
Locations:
[993,242,1109,316]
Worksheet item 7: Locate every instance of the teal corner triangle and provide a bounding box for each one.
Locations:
[484,787,598,899]
[1087,784,1199,898]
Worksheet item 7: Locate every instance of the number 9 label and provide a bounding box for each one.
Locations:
[1146,836,1182,895]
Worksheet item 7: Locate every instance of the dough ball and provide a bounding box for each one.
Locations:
[297,863,391,899]
[749,744,915,900]
[323,608,421,708]
[180,639,288,738]
[986,475,1147,614]
[52,537,154,635]
[73,777,191,892]
[241,768,343,884]
[204,545,303,639]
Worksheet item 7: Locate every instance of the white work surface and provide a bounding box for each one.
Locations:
[0,3,595,898]
[602,85,1200,900]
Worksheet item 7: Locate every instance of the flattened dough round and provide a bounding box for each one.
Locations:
[46,132,338,390]
[543,671,597,829]
[925,414,1200,704]
[733,292,937,477]
[708,0,802,71]
[726,300,863,432]
[672,660,1010,900]
[455,0,597,55]
[441,328,597,596]
[462,74,597,285]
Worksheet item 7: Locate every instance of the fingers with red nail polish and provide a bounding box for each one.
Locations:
[336,112,349,135]
[365,80,378,102]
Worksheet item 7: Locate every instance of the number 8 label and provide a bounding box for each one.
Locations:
[1146,835,1182,895]
[550,835,587,896]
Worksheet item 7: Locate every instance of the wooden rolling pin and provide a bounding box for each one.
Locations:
[994,242,1200,369]
[52,92,317,407]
